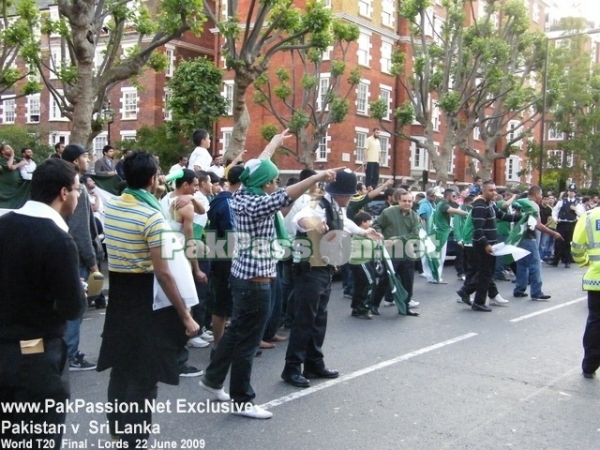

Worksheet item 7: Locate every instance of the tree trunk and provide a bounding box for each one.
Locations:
[224,73,253,160]
[297,128,315,169]
[69,64,96,147]
[479,157,493,180]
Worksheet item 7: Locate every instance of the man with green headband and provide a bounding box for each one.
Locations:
[198,129,339,419]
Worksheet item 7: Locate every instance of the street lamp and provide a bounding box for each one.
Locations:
[102,101,115,145]
[538,27,600,186]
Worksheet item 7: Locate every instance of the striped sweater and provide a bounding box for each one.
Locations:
[471,198,518,246]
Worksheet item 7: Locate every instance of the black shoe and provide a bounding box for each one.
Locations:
[281,373,310,388]
[255,350,263,357]
[513,292,528,298]
[583,372,595,379]
[351,310,373,320]
[303,368,339,379]
[531,294,551,301]
[565,263,571,268]
[179,365,203,377]
[457,290,472,306]
[370,306,380,315]
[471,303,492,312]
[544,260,558,267]
[406,309,420,316]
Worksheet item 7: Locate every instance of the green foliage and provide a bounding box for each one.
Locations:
[0,126,54,160]
[261,124,279,143]
[330,97,349,123]
[167,57,229,140]
[289,111,310,133]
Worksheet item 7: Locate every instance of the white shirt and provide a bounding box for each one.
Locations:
[159,193,184,233]
[188,146,212,172]
[14,200,68,232]
[284,193,312,238]
[551,197,586,222]
[292,193,366,236]
[209,165,225,179]
[193,191,210,228]
[169,163,185,174]
[19,159,37,180]
[88,190,104,222]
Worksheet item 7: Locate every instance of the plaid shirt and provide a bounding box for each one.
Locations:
[231,187,292,279]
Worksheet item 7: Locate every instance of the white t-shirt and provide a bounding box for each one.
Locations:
[193,191,210,228]
[19,160,37,180]
[188,147,212,172]
[169,163,185,174]
[209,165,225,179]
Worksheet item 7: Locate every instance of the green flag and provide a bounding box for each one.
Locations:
[425,201,452,283]
[505,199,538,248]
[381,245,408,315]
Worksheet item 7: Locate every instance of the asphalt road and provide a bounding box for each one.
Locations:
[67,264,597,450]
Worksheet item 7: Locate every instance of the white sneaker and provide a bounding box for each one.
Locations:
[199,380,230,402]
[202,327,213,336]
[188,337,210,348]
[382,301,394,307]
[200,332,214,342]
[419,273,427,278]
[232,404,273,419]
[408,300,420,308]
[489,294,509,306]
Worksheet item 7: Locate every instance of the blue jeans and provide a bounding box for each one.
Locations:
[341,263,354,295]
[280,260,295,328]
[263,276,282,341]
[514,239,544,297]
[539,232,554,260]
[201,277,271,405]
[65,266,89,361]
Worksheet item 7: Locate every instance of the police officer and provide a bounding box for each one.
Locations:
[572,206,600,378]
[281,169,382,388]
[550,184,585,267]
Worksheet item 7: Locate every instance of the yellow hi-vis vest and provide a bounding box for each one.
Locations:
[571,207,600,291]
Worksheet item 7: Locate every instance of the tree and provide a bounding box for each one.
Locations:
[166,57,229,141]
[20,0,206,147]
[0,125,53,159]
[0,0,41,97]
[251,20,360,168]
[370,0,546,181]
[203,0,334,159]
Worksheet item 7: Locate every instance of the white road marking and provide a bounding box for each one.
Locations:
[509,296,586,323]
[259,332,478,410]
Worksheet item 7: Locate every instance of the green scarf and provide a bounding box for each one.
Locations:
[239,159,288,242]
[505,199,539,248]
[124,188,165,218]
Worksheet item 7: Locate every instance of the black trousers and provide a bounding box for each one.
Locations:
[107,366,158,448]
[0,337,69,450]
[554,222,576,264]
[463,246,477,287]
[374,259,414,307]
[582,290,600,375]
[284,265,333,375]
[462,243,498,305]
[365,162,380,189]
[455,243,465,277]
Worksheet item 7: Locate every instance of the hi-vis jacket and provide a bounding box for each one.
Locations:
[571,207,600,291]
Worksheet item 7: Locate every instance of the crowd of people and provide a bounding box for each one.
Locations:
[3,127,600,450]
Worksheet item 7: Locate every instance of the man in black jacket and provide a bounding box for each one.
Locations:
[0,158,86,449]
[457,180,519,312]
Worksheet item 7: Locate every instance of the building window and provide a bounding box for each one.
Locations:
[547,125,565,140]
[165,48,175,77]
[378,133,390,167]
[432,106,441,132]
[411,142,428,170]
[358,0,372,18]
[94,45,106,75]
[317,75,330,112]
[379,87,392,121]
[447,149,454,174]
[566,152,574,167]
[316,135,328,162]
[221,127,232,155]
[49,131,70,147]
[121,88,138,120]
[222,81,234,116]
[381,41,392,74]
[26,94,40,123]
[2,97,15,124]
[120,130,137,141]
[49,47,61,80]
[507,120,522,147]
[473,125,480,141]
[49,91,68,121]
[506,155,521,182]
[382,0,395,27]
[93,133,108,161]
[356,81,369,115]
[355,128,368,164]
[357,32,371,67]
[532,3,540,23]
[163,89,172,121]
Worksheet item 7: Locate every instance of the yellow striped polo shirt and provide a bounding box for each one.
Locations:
[104,193,167,273]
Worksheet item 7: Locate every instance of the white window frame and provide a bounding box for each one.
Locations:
[94,45,106,76]
[120,87,138,120]
[355,127,368,164]
[2,96,16,124]
[220,127,233,155]
[380,40,393,74]
[315,134,330,162]
[120,130,137,141]
[48,131,70,147]
[120,42,136,61]
[447,148,455,174]
[26,94,40,123]
[507,120,522,148]
[358,0,372,18]
[356,80,370,116]
[378,132,390,167]
[49,90,68,122]
[48,5,60,37]
[163,89,172,121]
[473,125,480,141]
[317,74,330,112]
[165,47,175,77]
[222,81,234,116]
[379,85,392,121]
[506,155,521,182]
[532,2,540,23]
[357,31,371,67]
[547,125,565,140]
[93,133,108,161]
[381,0,395,28]
[432,105,441,132]
[49,46,61,80]
[410,139,429,171]
[321,45,333,61]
